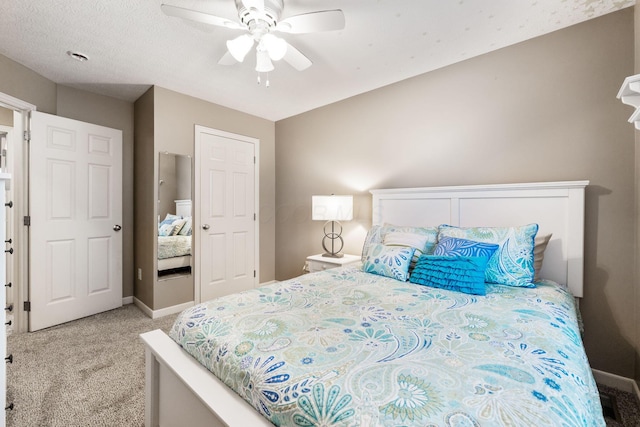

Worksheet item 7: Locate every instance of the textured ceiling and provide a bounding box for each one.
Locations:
[0,0,634,121]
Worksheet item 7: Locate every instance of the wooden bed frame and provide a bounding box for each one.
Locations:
[140,180,589,426]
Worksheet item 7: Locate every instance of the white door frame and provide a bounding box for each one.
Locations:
[0,92,36,334]
[193,125,259,304]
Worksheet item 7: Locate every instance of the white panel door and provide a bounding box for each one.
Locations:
[197,126,257,302]
[29,111,122,331]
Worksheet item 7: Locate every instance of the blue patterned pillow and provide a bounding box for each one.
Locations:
[361,225,384,262]
[434,236,499,259]
[409,255,489,295]
[438,224,539,288]
[363,243,415,281]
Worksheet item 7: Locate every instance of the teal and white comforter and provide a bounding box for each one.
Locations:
[169,266,604,426]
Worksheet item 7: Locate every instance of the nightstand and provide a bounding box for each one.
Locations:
[306,254,361,273]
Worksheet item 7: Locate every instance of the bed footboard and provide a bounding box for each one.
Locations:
[140,329,272,427]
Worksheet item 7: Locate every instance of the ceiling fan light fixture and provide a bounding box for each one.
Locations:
[262,34,287,61]
[255,49,274,72]
[227,34,254,62]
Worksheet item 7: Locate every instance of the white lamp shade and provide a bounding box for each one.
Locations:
[226,34,254,62]
[312,195,353,221]
[262,34,287,61]
[255,49,274,72]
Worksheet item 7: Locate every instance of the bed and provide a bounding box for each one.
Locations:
[157,200,193,276]
[157,235,192,275]
[141,180,602,426]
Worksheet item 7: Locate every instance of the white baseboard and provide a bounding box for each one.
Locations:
[133,297,194,319]
[122,296,133,305]
[259,280,278,286]
[592,369,640,402]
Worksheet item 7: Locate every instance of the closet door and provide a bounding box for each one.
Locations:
[195,126,258,302]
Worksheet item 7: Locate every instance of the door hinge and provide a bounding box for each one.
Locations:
[23,130,30,142]
[23,216,30,226]
[23,301,31,312]
[254,213,256,221]
[254,156,256,164]
[254,270,256,278]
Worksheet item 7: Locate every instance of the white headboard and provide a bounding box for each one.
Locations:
[370,181,589,297]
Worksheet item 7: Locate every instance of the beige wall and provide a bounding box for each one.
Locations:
[275,9,636,377]
[0,54,56,114]
[0,107,12,126]
[134,86,276,310]
[133,88,155,307]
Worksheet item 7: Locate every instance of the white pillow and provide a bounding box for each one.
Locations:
[384,231,430,253]
[533,233,552,281]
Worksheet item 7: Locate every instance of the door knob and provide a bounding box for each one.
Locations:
[113,225,122,231]
[202,224,210,230]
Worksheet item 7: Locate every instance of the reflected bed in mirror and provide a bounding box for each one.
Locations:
[158,152,192,278]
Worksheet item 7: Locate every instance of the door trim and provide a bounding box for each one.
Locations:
[194,125,259,304]
[0,92,36,334]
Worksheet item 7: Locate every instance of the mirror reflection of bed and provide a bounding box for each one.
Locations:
[157,152,192,280]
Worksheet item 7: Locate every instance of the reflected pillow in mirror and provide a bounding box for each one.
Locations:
[170,219,186,236]
[159,223,175,236]
[178,216,192,236]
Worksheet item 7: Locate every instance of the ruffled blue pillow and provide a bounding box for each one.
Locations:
[363,243,415,281]
[434,236,499,259]
[409,255,490,295]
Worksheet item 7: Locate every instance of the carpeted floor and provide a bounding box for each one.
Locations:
[6,304,176,427]
[599,383,640,427]
[4,304,640,426]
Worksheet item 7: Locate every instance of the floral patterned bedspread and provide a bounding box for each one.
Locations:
[169,266,604,427]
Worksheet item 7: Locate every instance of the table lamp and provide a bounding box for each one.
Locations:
[312,195,353,258]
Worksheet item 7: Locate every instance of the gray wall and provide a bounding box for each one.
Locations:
[275,9,636,377]
[134,86,276,310]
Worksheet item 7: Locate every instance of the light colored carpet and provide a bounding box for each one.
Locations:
[6,304,177,427]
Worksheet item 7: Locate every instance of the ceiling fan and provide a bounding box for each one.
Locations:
[161,0,345,80]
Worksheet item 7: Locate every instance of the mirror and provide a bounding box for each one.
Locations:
[157,152,193,279]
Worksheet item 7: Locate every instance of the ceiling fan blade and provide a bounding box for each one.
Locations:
[282,42,312,71]
[218,51,238,66]
[161,4,244,30]
[276,10,345,34]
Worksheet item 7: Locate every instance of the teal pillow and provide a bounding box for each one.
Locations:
[437,224,538,288]
[363,243,415,281]
[409,255,489,295]
[433,236,499,259]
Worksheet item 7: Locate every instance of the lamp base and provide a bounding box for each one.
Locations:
[322,252,344,258]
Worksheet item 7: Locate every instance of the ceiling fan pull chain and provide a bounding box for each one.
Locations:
[266,73,270,88]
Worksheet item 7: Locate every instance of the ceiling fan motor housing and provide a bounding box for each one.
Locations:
[235,0,283,29]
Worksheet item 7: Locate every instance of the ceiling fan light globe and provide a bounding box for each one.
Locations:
[262,34,287,61]
[255,50,274,72]
[227,35,254,62]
